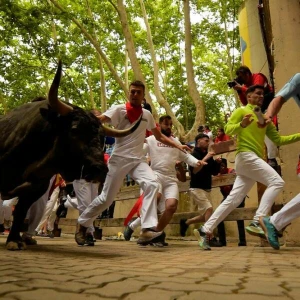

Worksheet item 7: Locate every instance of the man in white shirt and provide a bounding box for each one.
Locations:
[76,81,190,246]
[204,125,214,147]
[123,115,205,244]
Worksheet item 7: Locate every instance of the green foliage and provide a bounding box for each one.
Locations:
[0,0,242,130]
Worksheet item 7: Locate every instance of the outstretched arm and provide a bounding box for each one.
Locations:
[151,127,190,152]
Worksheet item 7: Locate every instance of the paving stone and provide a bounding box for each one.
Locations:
[0,283,28,295]
[8,288,106,300]
[74,273,134,285]
[17,279,99,293]
[205,275,243,286]
[135,275,199,284]
[285,280,300,288]
[287,288,300,300]
[178,291,291,300]
[85,278,156,298]
[1,235,300,299]
[241,280,287,296]
[124,288,186,300]
[154,281,208,292]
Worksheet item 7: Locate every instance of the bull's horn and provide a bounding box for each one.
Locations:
[48,59,73,116]
[102,113,143,138]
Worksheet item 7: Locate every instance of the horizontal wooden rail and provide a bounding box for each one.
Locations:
[115,174,237,201]
[58,204,283,228]
[210,139,237,155]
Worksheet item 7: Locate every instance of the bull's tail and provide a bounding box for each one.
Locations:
[48,60,73,115]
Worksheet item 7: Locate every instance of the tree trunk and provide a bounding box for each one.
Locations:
[139,0,185,135]
[183,0,206,142]
[114,0,159,119]
[220,0,240,108]
[49,0,128,96]
[84,56,95,109]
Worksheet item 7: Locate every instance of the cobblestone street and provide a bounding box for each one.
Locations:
[1,234,300,299]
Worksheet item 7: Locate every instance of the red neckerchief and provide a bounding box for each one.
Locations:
[126,102,142,123]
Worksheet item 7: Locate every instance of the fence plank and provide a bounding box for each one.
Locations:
[210,139,237,155]
[59,204,284,229]
[114,174,237,201]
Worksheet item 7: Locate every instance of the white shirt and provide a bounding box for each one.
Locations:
[104,104,156,159]
[205,130,214,146]
[144,135,199,178]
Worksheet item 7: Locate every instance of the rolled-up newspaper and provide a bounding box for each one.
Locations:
[253,106,265,125]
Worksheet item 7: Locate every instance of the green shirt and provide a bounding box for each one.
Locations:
[225,104,300,158]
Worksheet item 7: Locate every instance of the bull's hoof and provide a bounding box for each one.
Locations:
[6,241,27,251]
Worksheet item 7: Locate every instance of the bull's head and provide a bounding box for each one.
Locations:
[46,60,142,183]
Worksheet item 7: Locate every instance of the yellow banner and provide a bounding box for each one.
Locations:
[238,6,251,68]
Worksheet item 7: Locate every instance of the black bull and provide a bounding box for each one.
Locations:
[0,60,141,250]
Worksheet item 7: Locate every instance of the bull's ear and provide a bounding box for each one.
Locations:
[40,107,59,123]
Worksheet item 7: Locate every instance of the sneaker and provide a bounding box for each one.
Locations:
[259,217,280,250]
[179,219,189,237]
[245,221,266,238]
[124,224,134,241]
[193,227,211,250]
[137,229,165,245]
[150,241,168,247]
[21,233,38,245]
[150,233,168,247]
[75,223,88,246]
[46,230,54,238]
[209,237,223,247]
[36,231,47,237]
[84,234,95,246]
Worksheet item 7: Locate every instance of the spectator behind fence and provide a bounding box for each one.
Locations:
[214,128,230,143]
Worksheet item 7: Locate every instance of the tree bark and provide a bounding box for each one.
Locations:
[183,0,206,141]
[139,0,185,135]
[49,0,128,97]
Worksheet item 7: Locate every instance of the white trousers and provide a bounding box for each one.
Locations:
[73,180,99,215]
[78,155,159,229]
[130,217,142,230]
[0,197,18,224]
[264,136,278,159]
[73,179,99,234]
[203,152,284,234]
[65,196,79,209]
[35,186,60,233]
[270,193,300,231]
[26,175,56,235]
[47,199,59,232]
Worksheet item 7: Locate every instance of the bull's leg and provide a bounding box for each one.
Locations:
[6,199,34,250]
[6,180,50,251]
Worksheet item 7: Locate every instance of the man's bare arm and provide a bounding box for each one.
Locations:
[151,127,190,152]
